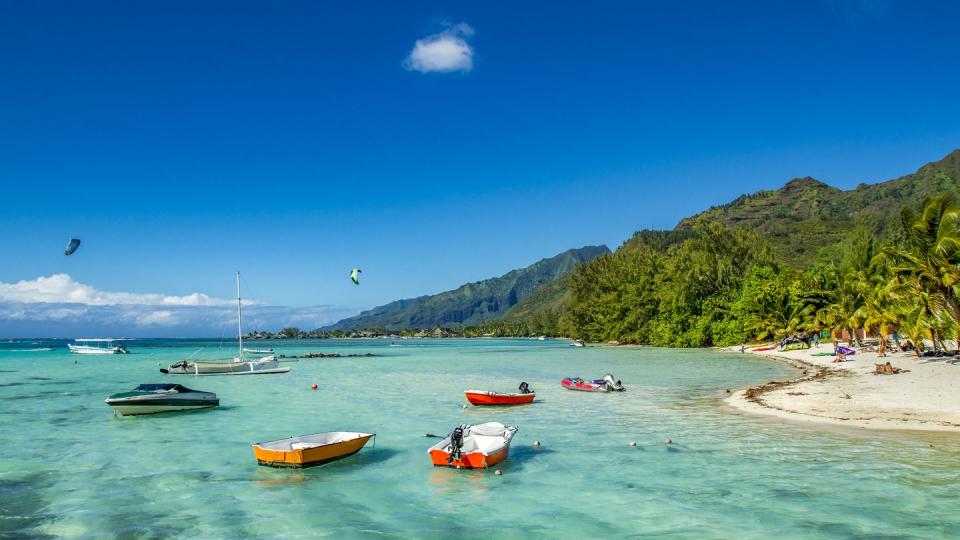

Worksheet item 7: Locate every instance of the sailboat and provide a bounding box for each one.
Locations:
[161,273,290,376]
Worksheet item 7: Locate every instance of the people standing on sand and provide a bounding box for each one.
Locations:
[833,338,839,355]
[813,333,819,348]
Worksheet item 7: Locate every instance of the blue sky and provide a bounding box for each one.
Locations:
[2,1,960,335]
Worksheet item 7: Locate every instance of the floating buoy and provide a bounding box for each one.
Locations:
[533,440,541,447]
[494,470,502,476]
[629,441,637,447]
[462,404,468,409]
[665,438,672,445]
[311,383,318,390]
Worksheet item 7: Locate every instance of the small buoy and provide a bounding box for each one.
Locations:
[157,362,161,367]
[725,388,731,394]
[629,441,637,447]
[494,470,502,476]
[665,438,672,445]
[533,440,541,447]
[462,404,468,409]
[311,383,318,390]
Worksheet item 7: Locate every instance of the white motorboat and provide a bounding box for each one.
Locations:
[105,383,218,416]
[242,347,274,355]
[68,338,128,355]
[161,273,289,376]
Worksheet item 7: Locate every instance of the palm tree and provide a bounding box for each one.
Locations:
[883,194,960,324]
[803,265,865,345]
[856,265,897,356]
[890,278,952,357]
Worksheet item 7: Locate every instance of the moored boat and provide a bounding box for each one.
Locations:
[464,382,535,406]
[105,383,218,416]
[561,374,625,392]
[252,432,375,468]
[161,273,290,376]
[161,357,289,375]
[68,338,128,354]
[428,422,518,469]
[243,347,274,355]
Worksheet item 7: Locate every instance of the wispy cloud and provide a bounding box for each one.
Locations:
[0,273,235,306]
[404,23,474,73]
[0,274,362,336]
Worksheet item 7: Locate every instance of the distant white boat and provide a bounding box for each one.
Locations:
[570,340,585,348]
[242,348,274,356]
[538,336,547,341]
[162,273,289,376]
[68,339,128,355]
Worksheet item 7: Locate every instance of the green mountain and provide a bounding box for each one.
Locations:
[671,149,960,265]
[328,245,610,330]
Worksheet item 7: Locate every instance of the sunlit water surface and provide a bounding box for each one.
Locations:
[1,339,959,538]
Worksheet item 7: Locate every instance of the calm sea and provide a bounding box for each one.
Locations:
[1,338,958,538]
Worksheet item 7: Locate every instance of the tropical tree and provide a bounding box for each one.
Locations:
[883,194,960,324]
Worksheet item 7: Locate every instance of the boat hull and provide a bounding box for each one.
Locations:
[561,378,607,392]
[161,357,290,375]
[108,403,218,416]
[252,433,374,468]
[68,345,124,355]
[429,444,511,469]
[464,391,535,406]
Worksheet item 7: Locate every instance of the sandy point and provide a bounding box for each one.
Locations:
[725,344,960,433]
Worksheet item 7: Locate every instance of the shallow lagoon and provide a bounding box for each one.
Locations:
[1,338,959,538]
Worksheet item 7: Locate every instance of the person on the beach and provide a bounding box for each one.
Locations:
[833,338,839,355]
[813,333,819,348]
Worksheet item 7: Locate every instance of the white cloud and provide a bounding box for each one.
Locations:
[404,23,474,73]
[0,274,365,336]
[0,274,235,306]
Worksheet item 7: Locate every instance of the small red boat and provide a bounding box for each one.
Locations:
[465,390,535,406]
[428,422,518,469]
[464,382,535,406]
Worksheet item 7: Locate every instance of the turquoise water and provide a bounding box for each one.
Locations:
[2,338,959,539]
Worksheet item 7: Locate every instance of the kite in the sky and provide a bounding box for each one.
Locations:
[64,238,81,256]
[350,268,361,285]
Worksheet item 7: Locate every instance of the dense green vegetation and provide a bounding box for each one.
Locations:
[495,149,960,347]
[328,245,609,331]
[558,194,960,350]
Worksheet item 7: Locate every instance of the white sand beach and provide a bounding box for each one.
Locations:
[727,344,960,432]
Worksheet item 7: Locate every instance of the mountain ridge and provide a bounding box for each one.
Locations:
[327,245,610,330]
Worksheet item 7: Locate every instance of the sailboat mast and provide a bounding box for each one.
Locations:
[237,272,242,359]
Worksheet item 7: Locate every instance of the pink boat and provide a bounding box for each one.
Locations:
[561,375,625,392]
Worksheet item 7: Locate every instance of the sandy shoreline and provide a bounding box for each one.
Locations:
[725,344,960,433]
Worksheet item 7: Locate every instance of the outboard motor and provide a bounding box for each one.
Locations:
[602,374,625,391]
[518,381,533,394]
[447,424,467,463]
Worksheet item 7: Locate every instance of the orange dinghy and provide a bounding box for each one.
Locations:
[428,422,518,469]
[464,382,535,406]
[252,432,374,468]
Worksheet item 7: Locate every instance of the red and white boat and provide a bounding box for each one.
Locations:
[428,422,518,469]
[561,374,625,392]
[464,382,535,406]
